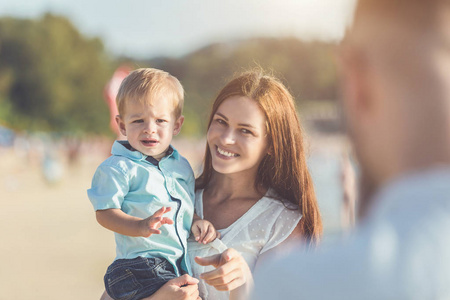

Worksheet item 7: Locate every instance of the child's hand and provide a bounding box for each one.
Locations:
[139,207,174,237]
[191,219,220,244]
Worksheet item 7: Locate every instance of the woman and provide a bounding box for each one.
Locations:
[188,70,322,299]
[101,70,322,300]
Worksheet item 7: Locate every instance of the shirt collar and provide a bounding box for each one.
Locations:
[111,140,180,162]
[367,167,450,221]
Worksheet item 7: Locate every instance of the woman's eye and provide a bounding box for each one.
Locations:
[214,118,226,125]
[240,129,253,135]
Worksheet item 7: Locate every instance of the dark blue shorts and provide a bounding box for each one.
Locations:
[104,256,178,300]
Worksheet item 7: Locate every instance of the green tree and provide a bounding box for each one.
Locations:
[142,37,339,134]
[0,14,112,134]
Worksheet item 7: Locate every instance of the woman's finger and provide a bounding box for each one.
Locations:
[203,268,241,287]
[169,274,199,286]
[212,277,245,291]
[180,283,200,297]
[200,258,238,281]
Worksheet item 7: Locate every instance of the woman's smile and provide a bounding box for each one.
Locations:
[207,95,269,175]
[216,145,240,158]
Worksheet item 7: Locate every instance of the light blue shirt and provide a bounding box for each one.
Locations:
[88,141,195,276]
[252,168,450,300]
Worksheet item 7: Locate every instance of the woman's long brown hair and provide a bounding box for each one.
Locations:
[196,70,323,246]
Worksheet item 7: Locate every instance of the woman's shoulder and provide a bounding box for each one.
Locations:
[241,189,302,229]
[263,189,300,212]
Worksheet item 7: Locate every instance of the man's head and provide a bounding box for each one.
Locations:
[115,68,185,160]
[340,0,450,216]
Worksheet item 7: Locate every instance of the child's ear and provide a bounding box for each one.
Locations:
[173,115,184,136]
[115,115,127,137]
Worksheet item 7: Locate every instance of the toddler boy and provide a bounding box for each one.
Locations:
[88,68,217,300]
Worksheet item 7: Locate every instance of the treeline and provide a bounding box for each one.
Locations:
[0,13,339,137]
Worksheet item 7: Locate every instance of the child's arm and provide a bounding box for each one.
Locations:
[191,213,220,244]
[96,206,173,237]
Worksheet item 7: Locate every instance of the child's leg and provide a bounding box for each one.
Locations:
[104,257,178,300]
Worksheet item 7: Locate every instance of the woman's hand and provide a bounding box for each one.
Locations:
[146,274,201,300]
[100,274,201,300]
[194,248,253,293]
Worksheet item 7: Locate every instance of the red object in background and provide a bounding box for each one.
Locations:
[104,65,131,139]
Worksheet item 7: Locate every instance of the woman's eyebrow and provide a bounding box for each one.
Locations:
[215,112,228,120]
[216,112,256,129]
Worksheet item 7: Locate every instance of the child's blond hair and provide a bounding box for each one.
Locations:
[116,68,184,118]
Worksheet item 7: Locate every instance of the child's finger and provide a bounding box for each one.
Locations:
[143,228,161,237]
[203,226,217,244]
[191,225,201,241]
[198,226,209,244]
[160,217,174,225]
[152,206,172,218]
[148,216,173,229]
[148,216,163,226]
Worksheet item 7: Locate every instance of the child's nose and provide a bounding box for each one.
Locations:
[144,122,156,133]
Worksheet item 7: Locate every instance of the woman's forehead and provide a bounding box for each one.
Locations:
[216,96,266,127]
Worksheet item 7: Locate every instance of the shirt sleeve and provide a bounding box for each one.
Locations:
[87,163,129,211]
[260,206,302,254]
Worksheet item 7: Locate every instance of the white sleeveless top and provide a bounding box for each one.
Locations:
[188,189,302,300]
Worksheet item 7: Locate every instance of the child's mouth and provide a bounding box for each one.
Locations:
[141,139,158,147]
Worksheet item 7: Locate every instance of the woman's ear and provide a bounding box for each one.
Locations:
[115,115,127,137]
[173,115,185,136]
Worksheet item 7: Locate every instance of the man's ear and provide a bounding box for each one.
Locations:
[173,115,184,136]
[338,46,373,122]
[115,115,127,137]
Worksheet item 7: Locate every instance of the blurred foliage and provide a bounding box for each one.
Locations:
[0,13,112,134]
[0,14,338,137]
[140,38,339,135]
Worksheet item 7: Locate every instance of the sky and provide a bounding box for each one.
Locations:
[0,0,356,59]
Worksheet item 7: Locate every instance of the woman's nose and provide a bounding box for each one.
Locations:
[220,128,236,144]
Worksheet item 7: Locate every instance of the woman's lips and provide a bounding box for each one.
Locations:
[216,145,239,158]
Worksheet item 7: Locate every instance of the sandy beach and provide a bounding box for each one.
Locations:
[1,142,116,299]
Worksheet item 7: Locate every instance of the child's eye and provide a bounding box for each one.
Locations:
[156,119,167,123]
[133,119,143,123]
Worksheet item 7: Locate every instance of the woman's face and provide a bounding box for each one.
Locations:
[207,96,269,176]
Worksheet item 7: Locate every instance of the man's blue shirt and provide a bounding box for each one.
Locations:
[87,140,195,275]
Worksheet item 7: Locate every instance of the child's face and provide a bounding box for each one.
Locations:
[116,95,184,160]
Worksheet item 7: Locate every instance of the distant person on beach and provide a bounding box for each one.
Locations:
[88,68,218,300]
[252,0,450,299]
[141,70,323,300]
